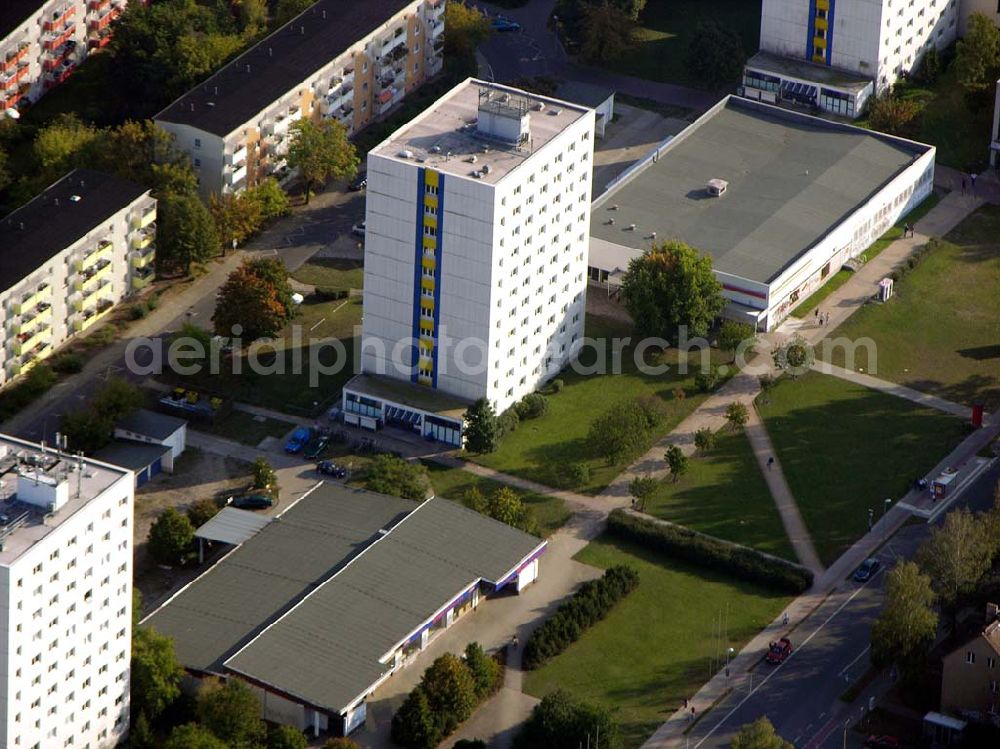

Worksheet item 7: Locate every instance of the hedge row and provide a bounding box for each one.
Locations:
[606,510,813,594]
[522,565,639,670]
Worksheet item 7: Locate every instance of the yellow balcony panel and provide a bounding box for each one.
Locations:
[423,193,438,208]
[15,327,52,355]
[421,277,435,291]
[816,0,829,10]
[814,17,827,30]
[420,297,434,311]
[419,320,435,335]
[133,232,153,250]
[16,306,53,335]
[132,250,155,270]
[76,301,114,333]
[139,209,156,229]
[421,255,436,270]
[16,286,51,314]
[422,235,436,250]
[78,261,112,292]
[417,375,432,386]
[424,170,439,187]
[423,214,438,230]
[132,272,153,291]
[80,241,113,272]
[813,37,826,49]
[813,53,826,64]
[20,344,53,374]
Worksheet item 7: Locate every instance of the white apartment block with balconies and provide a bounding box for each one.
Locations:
[742,0,959,118]
[343,79,595,446]
[0,434,134,749]
[0,0,133,115]
[154,0,446,200]
[0,169,155,386]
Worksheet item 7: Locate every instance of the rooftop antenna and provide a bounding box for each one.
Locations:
[75,452,83,498]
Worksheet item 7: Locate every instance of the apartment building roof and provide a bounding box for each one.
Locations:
[0,169,149,295]
[155,0,412,138]
[0,0,43,42]
[371,78,592,185]
[590,96,930,284]
[0,435,130,565]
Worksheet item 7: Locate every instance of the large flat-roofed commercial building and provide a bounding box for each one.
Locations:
[589,96,934,331]
[743,0,958,117]
[345,78,595,444]
[154,0,446,199]
[145,482,545,738]
[0,168,156,385]
[0,0,136,114]
[0,435,134,749]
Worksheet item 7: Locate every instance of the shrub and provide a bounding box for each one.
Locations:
[147,508,195,566]
[187,498,221,529]
[50,353,84,374]
[314,286,350,301]
[146,292,160,311]
[694,369,720,393]
[522,565,639,670]
[464,642,503,701]
[497,407,520,437]
[694,427,716,453]
[515,392,549,420]
[605,509,813,594]
[548,461,590,490]
[391,687,441,749]
[365,455,430,499]
[587,396,666,465]
[454,741,488,749]
[0,364,58,420]
[322,738,361,749]
[514,689,622,749]
[551,378,564,393]
[725,401,749,430]
[130,304,149,320]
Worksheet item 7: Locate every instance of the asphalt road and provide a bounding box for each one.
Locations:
[687,460,1000,749]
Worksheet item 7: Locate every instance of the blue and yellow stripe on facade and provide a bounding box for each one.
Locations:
[807,0,835,65]
[411,168,444,387]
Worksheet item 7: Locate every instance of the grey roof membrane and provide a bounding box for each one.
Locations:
[591,97,929,284]
[225,497,544,713]
[145,484,416,673]
[116,409,187,440]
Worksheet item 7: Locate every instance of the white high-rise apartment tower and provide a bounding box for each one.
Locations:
[0,436,134,749]
[343,79,595,445]
[742,0,958,117]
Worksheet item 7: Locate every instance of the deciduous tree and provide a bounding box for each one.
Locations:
[213,258,294,339]
[731,717,793,749]
[867,91,922,136]
[621,240,725,344]
[251,457,277,492]
[131,625,184,720]
[587,400,654,465]
[580,2,636,64]
[464,642,502,700]
[421,653,477,734]
[210,191,263,250]
[717,321,756,363]
[664,444,688,482]
[871,561,938,677]
[464,398,500,454]
[955,12,1000,98]
[148,507,195,565]
[249,177,292,220]
[158,192,220,275]
[486,486,528,528]
[365,455,430,500]
[33,114,99,182]
[91,376,143,423]
[772,334,813,374]
[725,401,749,431]
[187,497,221,528]
[274,0,314,26]
[196,678,267,749]
[628,476,658,511]
[164,723,229,749]
[444,1,491,75]
[694,427,717,454]
[287,119,358,203]
[917,508,992,628]
[59,409,112,455]
[269,725,308,749]
[686,19,747,89]
[391,687,441,749]
[515,689,622,749]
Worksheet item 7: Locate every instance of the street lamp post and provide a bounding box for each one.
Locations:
[883,498,892,540]
[868,507,874,531]
[842,717,851,749]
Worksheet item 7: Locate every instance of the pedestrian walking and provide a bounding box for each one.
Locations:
[767,456,775,470]
[782,612,789,626]
[824,312,830,326]
[683,697,689,709]
[971,173,977,195]
[814,308,819,320]
[961,177,966,194]
[691,707,696,721]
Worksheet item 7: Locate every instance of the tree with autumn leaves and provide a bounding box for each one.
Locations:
[213,257,296,340]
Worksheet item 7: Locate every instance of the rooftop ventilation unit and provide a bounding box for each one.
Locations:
[399,149,414,159]
[69,195,81,203]
[430,144,441,153]
[471,170,482,178]
[467,155,477,163]
[707,178,728,197]
[628,223,636,231]
[476,86,531,145]
[549,108,561,116]
[482,164,492,174]
[535,102,545,112]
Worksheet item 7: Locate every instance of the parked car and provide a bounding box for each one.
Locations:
[491,16,520,31]
[317,460,347,478]
[351,220,366,237]
[864,736,901,749]
[853,557,881,582]
[348,173,367,191]
[229,494,273,510]
[765,637,792,664]
[304,435,330,460]
[284,426,313,454]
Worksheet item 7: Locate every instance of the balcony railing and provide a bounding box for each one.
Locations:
[132,247,155,269]
[16,284,51,315]
[139,207,156,229]
[430,21,444,38]
[77,258,112,292]
[79,239,113,271]
[132,266,154,291]
[14,324,52,355]
[15,304,53,336]
[229,163,247,185]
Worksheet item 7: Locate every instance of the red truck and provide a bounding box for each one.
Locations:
[766,637,793,665]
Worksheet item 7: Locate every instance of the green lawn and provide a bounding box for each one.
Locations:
[472,315,726,494]
[523,535,790,749]
[199,410,296,446]
[792,191,943,318]
[821,205,1000,410]
[158,299,361,417]
[422,462,571,536]
[645,429,794,560]
[291,258,364,292]
[757,372,967,565]
[599,0,761,88]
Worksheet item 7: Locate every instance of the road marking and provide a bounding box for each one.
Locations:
[693,580,874,748]
[838,645,870,677]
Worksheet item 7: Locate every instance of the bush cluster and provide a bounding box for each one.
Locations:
[888,239,939,284]
[522,565,639,670]
[391,644,502,749]
[586,395,668,465]
[497,407,520,438]
[545,461,590,490]
[514,689,622,749]
[314,287,350,301]
[515,392,549,420]
[606,510,813,594]
[694,368,720,393]
[0,365,57,420]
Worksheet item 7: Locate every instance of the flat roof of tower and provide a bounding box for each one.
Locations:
[370,78,592,184]
[591,96,932,284]
[0,435,129,566]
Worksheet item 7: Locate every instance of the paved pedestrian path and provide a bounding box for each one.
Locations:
[811,361,976,420]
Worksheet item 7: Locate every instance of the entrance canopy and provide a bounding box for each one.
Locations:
[195,507,272,546]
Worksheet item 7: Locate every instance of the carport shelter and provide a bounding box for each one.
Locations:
[144,482,546,737]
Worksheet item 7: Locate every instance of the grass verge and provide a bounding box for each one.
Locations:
[757,372,967,565]
[523,534,790,749]
[199,410,296,446]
